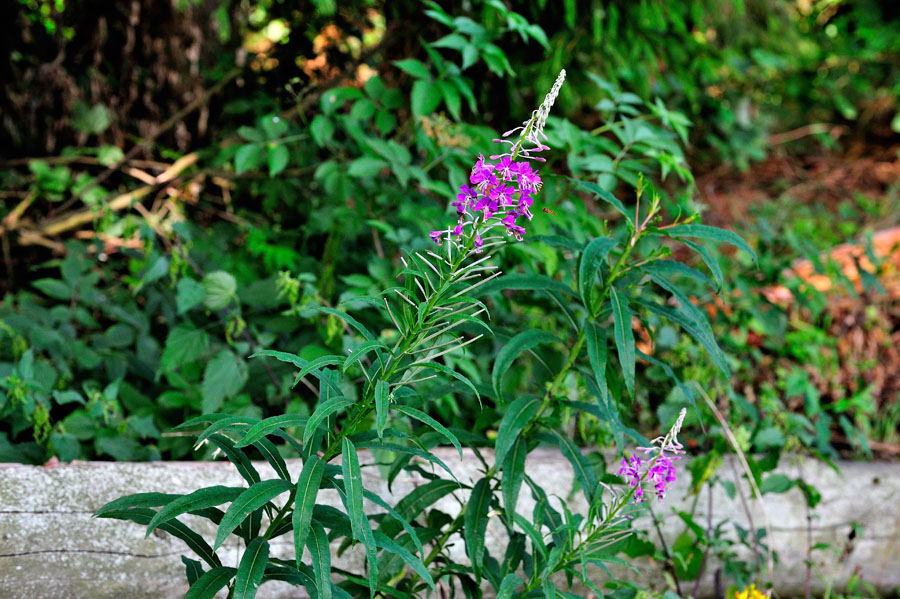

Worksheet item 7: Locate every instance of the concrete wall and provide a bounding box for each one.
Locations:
[1,450,898,598]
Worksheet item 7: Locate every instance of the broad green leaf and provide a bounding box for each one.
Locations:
[249,349,303,368]
[304,396,355,446]
[411,80,442,117]
[213,480,293,549]
[609,286,635,398]
[492,330,559,400]
[185,566,237,599]
[393,404,461,459]
[393,58,431,79]
[308,522,332,599]
[293,456,325,567]
[342,438,378,597]
[464,477,492,580]
[201,350,248,413]
[578,237,617,306]
[375,380,389,440]
[268,144,289,177]
[494,396,540,466]
[146,487,244,536]
[502,437,527,523]
[663,223,757,263]
[160,325,210,371]
[570,178,634,226]
[372,531,435,591]
[237,414,309,448]
[203,271,238,310]
[176,278,206,314]
[235,143,264,173]
[234,537,269,599]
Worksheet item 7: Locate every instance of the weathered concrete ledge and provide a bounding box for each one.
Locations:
[1,450,898,598]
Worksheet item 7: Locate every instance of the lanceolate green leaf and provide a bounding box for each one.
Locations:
[539,431,597,502]
[418,362,480,402]
[234,538,269,599]
[632,297,730,377]
[363,489,424,556]
[343,339,389,372]
[641,259,714,290]
[502,437,527,523]
[583,319,608,402]
[393,404,462,459]
[307,522,332,599]
[293,456,325,568]
[478,273,577,298]
[578,237,617,306]
[569,178,634,227]
[663,223,757,263]
[93,492,180,517]
[213,480,293,549]
[236,414,309,448]
[494,395,540,467]
[182,556,204,586]
[355,440,458,481]
[372,530,436,591]
[492,330,559,400]
[681,239,724,289]
[464,477,492,580]
[609,286,635,398]
[375,380,390,440]
[314,306,377,342]
[207,434,261,485]
[146,487,244,536]
[97,507,221,568]
[304,396,356,446]
[341,438,379,597]
[497,573,523,599]
[392,479,460,521]
[184,566,237,599]
[293,355,346,388]
[253,437,291,481]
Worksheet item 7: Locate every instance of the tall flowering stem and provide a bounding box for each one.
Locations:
[431,70,566,252]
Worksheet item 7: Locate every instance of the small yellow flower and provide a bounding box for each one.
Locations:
[734,584,766,599]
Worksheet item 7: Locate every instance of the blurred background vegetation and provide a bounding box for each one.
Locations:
[1,0,899,466]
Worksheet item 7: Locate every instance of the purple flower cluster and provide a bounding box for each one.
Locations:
[430,70,566,252]
[430,155,542,249]
[617,408,687,503]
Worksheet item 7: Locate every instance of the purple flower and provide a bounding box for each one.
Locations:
[470,155,495,185]
[490,182,516,207]
[452,185,476,215]
[617,408,687,504]
[430,230,444,244]
[646,454,678,501]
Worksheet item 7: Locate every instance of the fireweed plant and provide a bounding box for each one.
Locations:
[96,71,755,598]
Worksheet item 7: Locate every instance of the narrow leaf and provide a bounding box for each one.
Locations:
[609,286,635,398]
[213,480,293,549]
[578,237,617,306]
[502,437,527,523]
[146,487,243,536]
[234,538,269,599]
[373,530,436,591]
[236,414,309,448]
[342,438,379,597]
[494,396,540,467]
[304,396,356,446]
[664,223,757,262]
[185,567,237,599]
[308,522,332,599]
[293,456,325,567]
[492,330,559,400]
[464,477,492,580]
[375,380,389,440]
[393,404,462,459]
